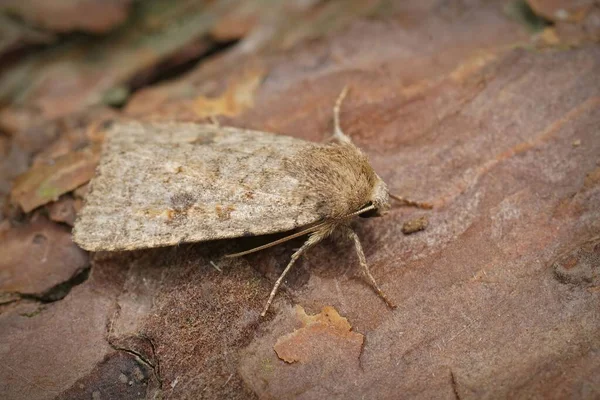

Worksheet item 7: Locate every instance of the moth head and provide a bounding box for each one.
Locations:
[360,176,390,218]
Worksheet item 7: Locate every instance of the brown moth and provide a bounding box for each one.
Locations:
[73,89,430,316]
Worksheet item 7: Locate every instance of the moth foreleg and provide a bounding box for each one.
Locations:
[344,227,397,309]
[261,231,326,317]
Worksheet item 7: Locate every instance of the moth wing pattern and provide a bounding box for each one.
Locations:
[73,121,323,251]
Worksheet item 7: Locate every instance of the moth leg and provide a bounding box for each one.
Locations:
[330,85,353,144]
[262,231,325,317]
[390,194,433,209]
[344,226,397,309]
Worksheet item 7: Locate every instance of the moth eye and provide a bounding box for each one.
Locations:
[359,202,380,218]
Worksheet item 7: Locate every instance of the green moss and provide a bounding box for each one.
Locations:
[20,306,45,318]
[37,182,61,201]
[102,85,130,107]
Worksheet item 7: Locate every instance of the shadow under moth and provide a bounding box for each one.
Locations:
[73,88,431,316]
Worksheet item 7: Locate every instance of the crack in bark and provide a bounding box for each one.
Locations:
[450,369,461,400]
[142,334,163,388]
[104,262,163,392]
[357,332,367,373]
[110,340,163,390]
[128,39,239,92]
[8,266,91,304]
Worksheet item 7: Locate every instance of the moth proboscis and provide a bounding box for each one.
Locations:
[73,87,432,317]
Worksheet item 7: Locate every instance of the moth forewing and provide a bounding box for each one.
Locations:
[73,122,325,251]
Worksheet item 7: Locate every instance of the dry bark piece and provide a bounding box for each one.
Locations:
[124,0,387,120]
[193,69,265,118]
[0,14,55,58]
[0,0,233,119]
[48,196,79,226]
[73,183,90,199]
[0,107,44,137]
[0,218,88,299]
[527,0,596,22]
[0,283,116,400]
[274,305,364,364]
[0,0,134,33]
[526,0,600,46]
[11,143,101,213]
[26,107,116,168]
[0,136,30,199]
[209,3,261,41]
[402,215,429,234]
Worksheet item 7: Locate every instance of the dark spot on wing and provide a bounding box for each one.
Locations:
[171,192,195,211]
[168,192,196,225]
[242,230,255,237]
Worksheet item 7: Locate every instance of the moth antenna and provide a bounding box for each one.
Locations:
[261,230,326,316]
[226,204,376,258]
[390,194,433,209]
[224,222,327,258]
[332,85,353,144]
[344,226,396,309]
[346,203,377,218]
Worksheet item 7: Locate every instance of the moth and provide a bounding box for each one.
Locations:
[73,88,431,316]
